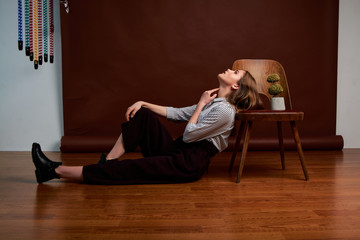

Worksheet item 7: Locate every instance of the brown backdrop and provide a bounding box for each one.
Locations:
[60,0,343,152]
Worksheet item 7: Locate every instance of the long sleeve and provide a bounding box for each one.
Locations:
[166,105,197,121]
[166,98,236,152]
[182,103,234,143]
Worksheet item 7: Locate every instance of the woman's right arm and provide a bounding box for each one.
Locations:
[125,101,167,121]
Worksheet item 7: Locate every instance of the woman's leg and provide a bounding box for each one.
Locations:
[104,108,171,161]
[82,139,218,185]
[55,166,84,182]
[32,143,84,183]
[121,108,173,157]
[106,134,125,160]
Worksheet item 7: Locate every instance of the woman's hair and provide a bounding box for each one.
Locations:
[227,70,260,113]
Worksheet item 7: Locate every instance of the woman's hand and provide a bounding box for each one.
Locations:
[188,88,219,124]
[125,101,167,121]
[125,101,144,121]
[198,88,219,106]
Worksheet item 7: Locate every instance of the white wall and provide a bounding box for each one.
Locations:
[337,0,360,148]
[0,0,359,151]
[0,0,63,151]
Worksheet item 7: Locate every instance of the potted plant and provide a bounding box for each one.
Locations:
[267,73,285,110]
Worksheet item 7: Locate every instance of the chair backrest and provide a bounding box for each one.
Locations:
[232,59,292,110]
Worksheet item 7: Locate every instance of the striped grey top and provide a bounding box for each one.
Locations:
[166,98,236,152]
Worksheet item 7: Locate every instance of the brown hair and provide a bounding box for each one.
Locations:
[227,71,260,113]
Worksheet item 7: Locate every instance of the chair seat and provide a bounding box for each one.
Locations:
[237,110,304,121]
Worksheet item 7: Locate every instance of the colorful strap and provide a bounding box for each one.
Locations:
[38,0,43,65]
[49,0,54,63]
[18,0,23,50]
[33,0,38,69]
[25,0,30,56]
[29,0,34,61]
[43,0,48,62]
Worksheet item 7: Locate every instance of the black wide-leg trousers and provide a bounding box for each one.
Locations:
[82,108,218,185]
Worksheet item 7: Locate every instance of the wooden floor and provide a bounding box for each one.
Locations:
[1,150,360,240]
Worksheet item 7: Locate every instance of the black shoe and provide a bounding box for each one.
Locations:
[32,143,62,183]
[98,153,119,164]
[98,153,107,164]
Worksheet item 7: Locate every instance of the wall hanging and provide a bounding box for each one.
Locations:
[18,0,69,69]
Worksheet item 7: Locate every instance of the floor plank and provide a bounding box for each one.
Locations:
[1,150,360,240]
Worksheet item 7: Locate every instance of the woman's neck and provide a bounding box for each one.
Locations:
[217,86,231,98]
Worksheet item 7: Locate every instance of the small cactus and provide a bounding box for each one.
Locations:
[267,74,283,97]
[268,83,283,96]
[267,74,280,83]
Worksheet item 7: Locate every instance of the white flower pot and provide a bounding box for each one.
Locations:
[270,97,285,111]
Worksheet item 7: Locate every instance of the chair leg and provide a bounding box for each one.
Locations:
[236,121,253,183]
[229,121,245,173]
[290,121,309,181]
[277,121,285,170]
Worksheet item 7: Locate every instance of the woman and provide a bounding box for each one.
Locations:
[32,69,259,184]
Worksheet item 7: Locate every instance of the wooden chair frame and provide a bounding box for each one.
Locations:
[228,59,309,183]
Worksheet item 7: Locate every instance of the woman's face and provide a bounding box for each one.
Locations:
[218,69,245,87]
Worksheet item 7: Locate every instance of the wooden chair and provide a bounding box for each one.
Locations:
[228,59,309,183]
